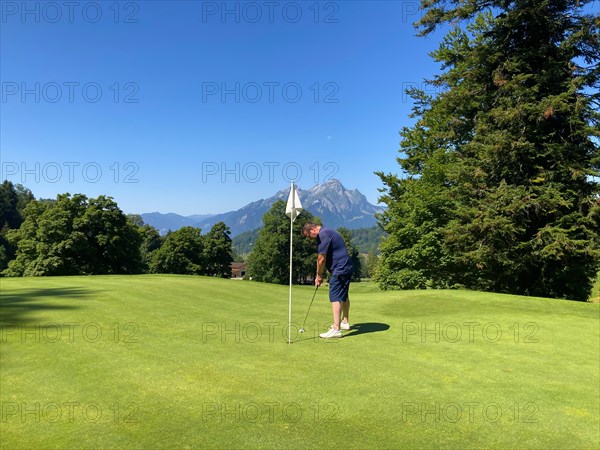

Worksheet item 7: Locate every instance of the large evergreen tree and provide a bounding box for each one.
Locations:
[376,1,599,300]
[0,181,34,271]
[0,180,22,231]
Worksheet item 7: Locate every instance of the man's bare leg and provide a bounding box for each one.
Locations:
[341,299,350,324]
[332,301,342,330]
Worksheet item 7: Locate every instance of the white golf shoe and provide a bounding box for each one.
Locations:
[340,321,351,330]
[320,326,342,339]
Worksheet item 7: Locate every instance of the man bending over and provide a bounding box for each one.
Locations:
[302,222,353,339]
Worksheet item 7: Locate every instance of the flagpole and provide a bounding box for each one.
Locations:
[288,182,294,344]
[286,181,302,345]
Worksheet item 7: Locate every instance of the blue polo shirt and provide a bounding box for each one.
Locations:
[317,227,353,276]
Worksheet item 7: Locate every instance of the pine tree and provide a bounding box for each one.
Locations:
[0,181,26,271]
[377,1,599,300]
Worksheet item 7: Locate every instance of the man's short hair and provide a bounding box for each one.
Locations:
[302,222,319,236]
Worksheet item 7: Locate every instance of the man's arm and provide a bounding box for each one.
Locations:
[315,253,326,286]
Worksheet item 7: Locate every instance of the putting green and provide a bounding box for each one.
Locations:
[1,275,598,449]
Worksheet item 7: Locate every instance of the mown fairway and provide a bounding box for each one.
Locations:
[1,275,598,449]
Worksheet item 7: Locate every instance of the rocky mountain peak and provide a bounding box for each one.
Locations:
[141,180,384,236]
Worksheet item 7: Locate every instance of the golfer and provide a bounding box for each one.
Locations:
[302,222,353,339]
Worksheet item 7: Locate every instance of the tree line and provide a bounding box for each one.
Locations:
[0,181,233,278]
[0,183,364,282]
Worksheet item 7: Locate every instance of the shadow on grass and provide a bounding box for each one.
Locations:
[294,322,391,342]
[343,322,390,338]
[0,287,97,328]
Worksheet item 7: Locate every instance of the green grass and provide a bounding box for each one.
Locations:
[1,275,599,449]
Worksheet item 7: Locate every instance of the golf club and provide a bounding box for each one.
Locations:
[298,285,319,333]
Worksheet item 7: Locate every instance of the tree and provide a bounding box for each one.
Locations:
[365,247,379,278]
[0,181,35,271]
[204,222,233,277]
[126,213,145,227]
[346,226,386,253]
[5,194,143,276]
[138,224,163,270]
[127,214,162,271]
[4,200,50,276]
[6,194,89,276]
[14,184,35,215]
[337,227,362,281]
[74,196,143,274]
[247,200,318,284]
[232,228,259,258]
[377,1,600,300]
[0,181,21,271]
[0,180,22,230]
[149,226,205,275]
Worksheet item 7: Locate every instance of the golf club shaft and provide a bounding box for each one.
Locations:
[301,285,319,330]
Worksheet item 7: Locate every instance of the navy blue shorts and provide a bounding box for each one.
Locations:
[329,274,351,303]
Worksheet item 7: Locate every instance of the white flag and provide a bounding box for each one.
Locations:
[285,182,303,222]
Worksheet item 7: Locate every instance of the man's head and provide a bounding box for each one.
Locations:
[302,222,321,239]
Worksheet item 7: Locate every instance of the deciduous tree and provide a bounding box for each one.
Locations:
[247,200,318,284]
[204,222,234,278]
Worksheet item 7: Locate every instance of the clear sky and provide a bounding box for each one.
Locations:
[2,1,463,215]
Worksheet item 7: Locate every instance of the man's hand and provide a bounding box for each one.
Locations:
[316,253,326,287]
[315,274,323,286]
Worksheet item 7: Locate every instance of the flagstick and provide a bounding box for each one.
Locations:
[286,181,302,345]
[288,209,293,344]
[288,182,294,344]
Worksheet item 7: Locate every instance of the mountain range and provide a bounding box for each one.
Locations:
[140,179,384,236]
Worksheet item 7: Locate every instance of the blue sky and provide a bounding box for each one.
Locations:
[3,1,464,214]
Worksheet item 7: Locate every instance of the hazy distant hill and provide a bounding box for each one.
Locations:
[140,213,215,235]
